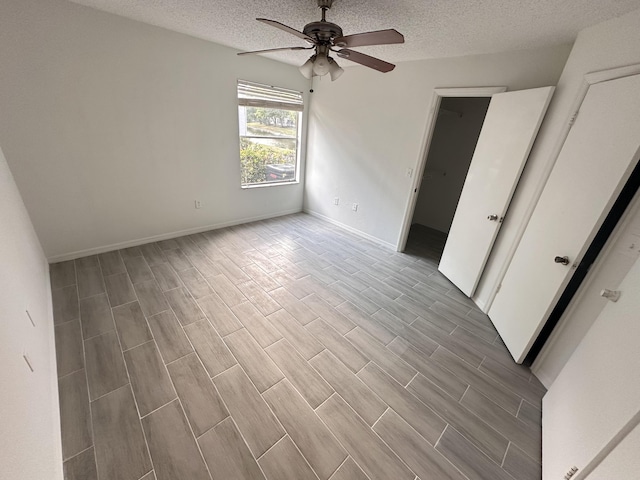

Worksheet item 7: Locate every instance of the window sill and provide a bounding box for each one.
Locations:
[241,180,299,189]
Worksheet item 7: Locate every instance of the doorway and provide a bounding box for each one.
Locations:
[397,87,506,254]
[406,97,491,260]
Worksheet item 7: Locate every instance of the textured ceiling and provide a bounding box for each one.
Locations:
[67,0,640,66]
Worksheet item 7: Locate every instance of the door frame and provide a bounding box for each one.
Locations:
[396,86,506,252]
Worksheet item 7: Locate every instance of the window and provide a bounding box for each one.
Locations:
[237,80,303,187]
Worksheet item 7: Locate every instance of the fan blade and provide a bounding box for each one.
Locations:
[238,46,310,56]
[334,29,404,48]
[336,49,396,73]
[257,18,315,43]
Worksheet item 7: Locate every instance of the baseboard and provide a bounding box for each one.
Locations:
[47,208,303,263]
[304,209,396,250]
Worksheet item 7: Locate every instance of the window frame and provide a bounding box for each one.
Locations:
[237,80,304,189]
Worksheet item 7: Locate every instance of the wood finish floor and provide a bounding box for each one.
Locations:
[51,214,545,480]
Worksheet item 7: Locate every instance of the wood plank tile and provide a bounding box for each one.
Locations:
[92,385,151,480]
[407,373,509,463]
[236,279,281,316]
[58,370,92,459]
[166,353,228,437]
[77,267,105,299]
[503,442,541,480]
[124,341,177,417]
[175,236,203,257]
[75,255,99,270]
[119,246,143,259]
[141,400,210,480]
[163,287,205,326]
[345,328,416,385]
[63,446,97,480]
[330,280,380,315]
[157,239,179,251]
[164,249,193,271]
[431,346,521,415]
[112,301,152,351]
[98,250,126,276]
[223,328,284,392]
[208,273,246,307]
[183,319,236,377]
[188,252,222,278]
[263,380,346,480]
[518,400,542,430]
[269,286,318,325]
[436,426,514,480]
[104,273,136,307]
[50,260,76,289]
[358,363,446,445]
[329,458,368,480]
[123,256,155,284]
[55,319,84,377]
[316,395,414,480]
[178,268,213,299]
[52,285,79,325]
[198,417,265,480]
[150,263,182,292]
[79,293,114,340]
[139,243,167,267]
[242,263,281,292]
[387,337,468,401]
[309,351,386,426]
[230,301,282,348]
[306,319,368,373]
[479,356,545,409]
[258,436,318,480]
[361,288,419,323]
[302,294,356,335]
[265,339,334,409]
[147,310,193,364]
[267,309,324,360]
[196,294,241,337]
[85,331,128,400]
[372,308,438,356]
[133,280,169,317]
[212,365,285,457]
[461,388,541,462]
[336,301,396,345]
[139,471,156,480]
[373,409,466,480]
[411,316,484,367]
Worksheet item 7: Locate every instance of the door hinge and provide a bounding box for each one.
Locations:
[569,110,579,127]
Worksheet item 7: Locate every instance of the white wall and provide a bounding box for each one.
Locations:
[412,97,490,233]
[304,44,570,248]
[474,7,640,311]
[0,145,62,479]
[0,0,310,261]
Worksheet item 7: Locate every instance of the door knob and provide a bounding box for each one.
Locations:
[487,214,499,221]
[554,256,570,265]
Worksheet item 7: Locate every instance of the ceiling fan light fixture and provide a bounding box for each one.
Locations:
[328,57,344,81]
[312,52,331,76]
[299,56,316,79]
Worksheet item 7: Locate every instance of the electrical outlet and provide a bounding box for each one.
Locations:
[352,203,358,212]
[333,197,340,205]
[194,200,203,209]
[406,168,413,178]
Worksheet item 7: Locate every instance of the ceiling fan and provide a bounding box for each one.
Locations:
[237,0,404,81]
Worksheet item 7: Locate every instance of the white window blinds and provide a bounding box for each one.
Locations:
[237,80,304,112]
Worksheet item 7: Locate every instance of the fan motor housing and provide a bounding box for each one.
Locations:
[303,21,343,43]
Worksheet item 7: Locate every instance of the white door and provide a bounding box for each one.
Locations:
[438,87,554,296]
[542,255,640,480]
[489,73,640,363]
[438,87,554,297]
